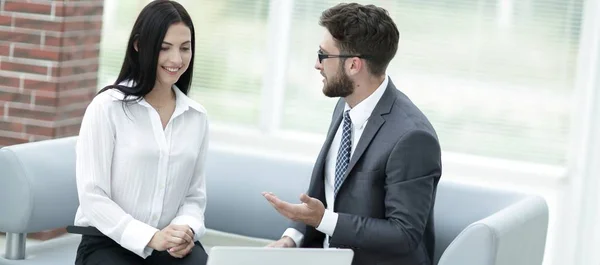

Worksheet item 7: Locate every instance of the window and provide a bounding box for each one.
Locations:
[283,0,583,166]
[99,0,583,165]
[98,0,270,126]
[97,0,141,90]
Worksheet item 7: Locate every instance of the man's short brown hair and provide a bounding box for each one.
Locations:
[319,3,399,76]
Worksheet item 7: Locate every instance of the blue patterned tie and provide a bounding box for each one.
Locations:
[334,110,352,196]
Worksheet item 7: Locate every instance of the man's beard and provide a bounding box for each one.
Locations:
[322,67,354,98]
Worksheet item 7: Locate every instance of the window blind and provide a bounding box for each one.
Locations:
[283,0,583,165]
[98,0,583,165]
[98,0,270,126]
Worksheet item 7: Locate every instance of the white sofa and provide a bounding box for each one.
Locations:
[0,137,549,265]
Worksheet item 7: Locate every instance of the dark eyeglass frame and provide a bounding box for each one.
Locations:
[317,50,370,63]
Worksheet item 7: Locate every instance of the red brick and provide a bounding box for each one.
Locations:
[83,64,99,74]
[88,20,102,32]
[57,35,102,53]
[0,76,20,88]
[54,3,104,17]
[1,62,48,75]
[50,66,60,77]
[81,5,105,17]
[0,136,28,147]
[24,80,56,92]
[55,124,80,137]
[51,63,98,78]
[0,44,9,57]
[51,36,102,50]
[0,30,41,45]
[83,48,101,59]
[58,78,98,92]
[25,124,54,137]
[8,107,55,121]
[0,0,103,158]
[59,107,85,119]
[57,92,92,107]
[59,47,101,61]
[13,47,60,61]
[0,15,11,27]
[58,37,77,49]
[63,21,85,32]
[34,93,56,107]
[82,33,102,44]
[14,18,62,32]
[0,90,30,104]
[61,22,102,36]
[44,35,60,47]
[0,120,24,133]
[53,3,72,17]
[54,3,70,18]
[4,1,53,15]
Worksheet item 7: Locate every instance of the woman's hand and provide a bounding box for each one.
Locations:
[148,224,194,252]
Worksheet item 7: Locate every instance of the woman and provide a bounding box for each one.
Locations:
[73,1,209,264]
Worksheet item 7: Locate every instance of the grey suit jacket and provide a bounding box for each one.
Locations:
[291,79,442,265]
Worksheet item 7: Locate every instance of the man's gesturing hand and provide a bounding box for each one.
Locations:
[262,192,325,228]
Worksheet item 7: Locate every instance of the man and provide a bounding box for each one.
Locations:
[262,3,442,265]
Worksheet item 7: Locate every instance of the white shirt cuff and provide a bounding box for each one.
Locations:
[120,219,159,258]
[282,228,304,247]
[316,210,338,237]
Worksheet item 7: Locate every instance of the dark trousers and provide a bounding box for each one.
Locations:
[75,235,208,265]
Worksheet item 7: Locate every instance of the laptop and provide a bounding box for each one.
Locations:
[206,246,354,265]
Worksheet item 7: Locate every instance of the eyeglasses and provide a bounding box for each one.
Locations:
[317,50,370,63]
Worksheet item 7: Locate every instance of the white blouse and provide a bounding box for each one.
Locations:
[73,84,209,258]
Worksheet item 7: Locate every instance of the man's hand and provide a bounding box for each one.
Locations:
[148,224,194,252]
[266,236,296,248]
[262,192,325,228]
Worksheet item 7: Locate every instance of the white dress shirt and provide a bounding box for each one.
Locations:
[283,75,389,248]
[73,82,209,258]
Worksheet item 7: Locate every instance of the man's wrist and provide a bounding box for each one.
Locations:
[312,207,326,227]
[282,236,296,247]
[315,210,338,236]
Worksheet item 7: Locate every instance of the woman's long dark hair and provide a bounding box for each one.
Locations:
[98,0,195,102]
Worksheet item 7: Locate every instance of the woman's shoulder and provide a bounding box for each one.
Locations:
[94,88,124,102]
[173,85,208,118]
[86,88,128,113]
[186,99,207,115]
[92,80,136,104]
[173,85,208,116]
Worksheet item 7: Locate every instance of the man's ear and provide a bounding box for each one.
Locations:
[348,57,363,75]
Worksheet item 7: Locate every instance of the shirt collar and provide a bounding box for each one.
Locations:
[172,84,206,114]
[344,75,389,129]
[108,80,206,114]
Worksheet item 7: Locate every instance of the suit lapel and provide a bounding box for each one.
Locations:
[309,99,344,203]
[315,112,342,176]
[339,80,397,185]
[344,115,384,179]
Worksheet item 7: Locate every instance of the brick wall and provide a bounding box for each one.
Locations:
[0,0,104,240]
[0,0,104,147]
